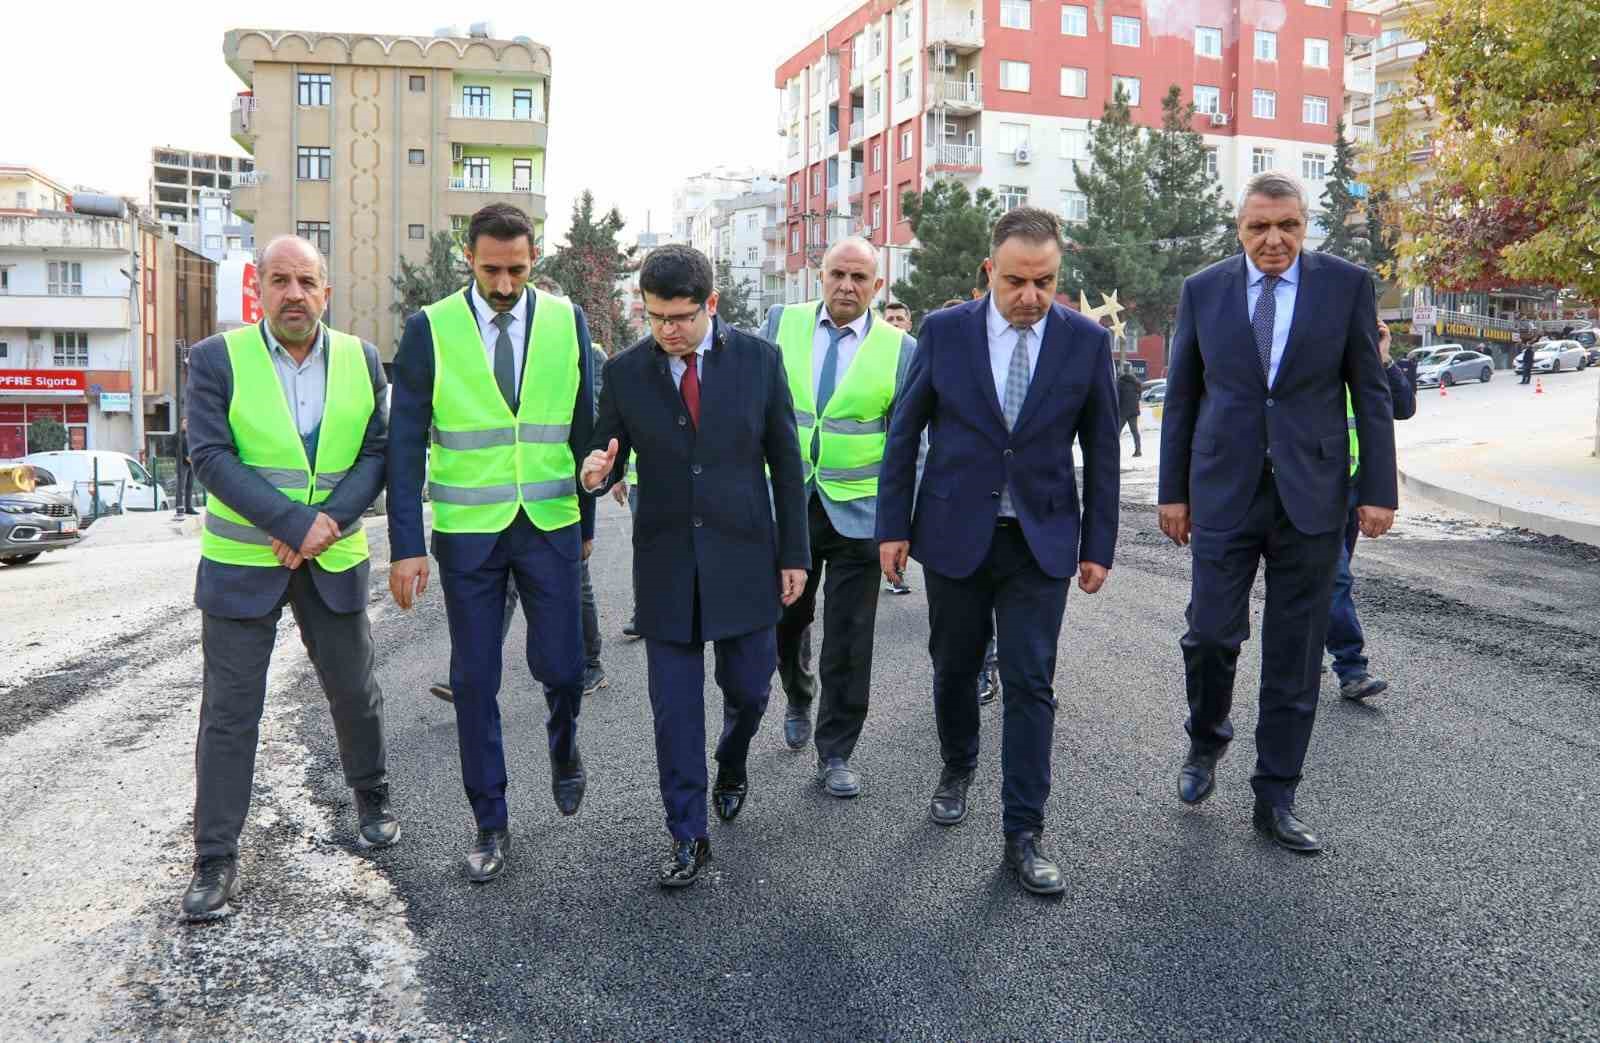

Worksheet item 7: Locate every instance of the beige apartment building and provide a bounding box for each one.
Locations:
[223,26,552,357]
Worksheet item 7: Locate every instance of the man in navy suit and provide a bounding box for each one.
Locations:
[581,245,809,888]
[878,207,1120,896]
[387,204,596,883]
[1158,172,1398,853]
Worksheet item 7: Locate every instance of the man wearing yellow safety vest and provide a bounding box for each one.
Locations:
[387,204,598,884]
[180,235,395,921]
[761,238,918,799]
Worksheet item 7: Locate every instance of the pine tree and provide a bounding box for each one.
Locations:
[1318,121,1366,262]
[891,180,1000,321]
[390,232,468,345]
[536,191,638,352]
[714,258,760,332]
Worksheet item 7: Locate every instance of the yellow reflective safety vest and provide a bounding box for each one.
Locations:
[775,302,901,502]
[201,323,372,571]
[1344,389,1359,478]
[424,288,581,533]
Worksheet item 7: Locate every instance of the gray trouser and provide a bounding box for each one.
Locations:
[580,558,601,667]
[193,567,386,859]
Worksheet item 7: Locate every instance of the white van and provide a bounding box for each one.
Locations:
[23,450,171,515]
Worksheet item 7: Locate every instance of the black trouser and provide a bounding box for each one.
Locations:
[580,559,601,667]
[1181,469,1341,809]
[194,567,386,858]
[1121,415,1142,454]
[178,464,195,511]
[775,495,882,761]
[926,521,1069,836]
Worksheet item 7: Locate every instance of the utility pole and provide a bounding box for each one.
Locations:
[128,211,145,461]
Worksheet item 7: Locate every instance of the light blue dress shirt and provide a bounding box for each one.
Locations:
[1245,254,1300,387]
[262,321,327,438]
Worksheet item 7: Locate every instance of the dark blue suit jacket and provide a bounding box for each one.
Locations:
[387,288,596,572]
[592,318,810,643]
[876,297,1121,580]
[1158,251,1398,535]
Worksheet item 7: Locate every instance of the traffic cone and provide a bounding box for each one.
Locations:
[1438,380,1448,398]
[1535,378,1544,395]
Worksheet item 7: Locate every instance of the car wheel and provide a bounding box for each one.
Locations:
[1442,371,1455,387]
[1,553,41,566]
[1552,360,1561,372]
[1480,367,1492,383]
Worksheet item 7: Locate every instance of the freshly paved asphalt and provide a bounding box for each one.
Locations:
[288,496,1600,1040]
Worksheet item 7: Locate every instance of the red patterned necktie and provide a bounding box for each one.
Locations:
[680,354,701,428]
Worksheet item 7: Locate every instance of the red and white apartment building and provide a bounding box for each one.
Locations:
[775,0,1379,359]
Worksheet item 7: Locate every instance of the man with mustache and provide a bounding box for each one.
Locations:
[180,234,394,920]
[387,203,597,883]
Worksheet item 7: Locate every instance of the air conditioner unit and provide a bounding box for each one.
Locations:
[1013,146,1032,164]
[451,144,464,162]
[1209,112,1230,127]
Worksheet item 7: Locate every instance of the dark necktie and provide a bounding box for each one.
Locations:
[811,322,848,469]
[1252,275,1280,383]
[680,353,701,428]
[492,311,517,411]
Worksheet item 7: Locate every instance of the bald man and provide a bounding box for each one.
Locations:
[762,238,918,797]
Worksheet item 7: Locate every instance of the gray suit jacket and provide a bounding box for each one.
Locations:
[187,322,389,618]
[760,303,917,540]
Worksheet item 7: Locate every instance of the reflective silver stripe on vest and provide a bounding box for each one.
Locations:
[428,482,519,506]
[316,470,346,492]
[518,422,571,443]
[818,463,881,481]
[432,425,517,451]
[820,417,886,435]
[253,465,309,488]
[205,512,273,546]
[793,410,817,428]
[521,477,577,501]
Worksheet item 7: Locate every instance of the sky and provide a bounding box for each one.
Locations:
[3,0,828,246]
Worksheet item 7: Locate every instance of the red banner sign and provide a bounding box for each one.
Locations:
[0,370,88,395]
[241,262,263,324]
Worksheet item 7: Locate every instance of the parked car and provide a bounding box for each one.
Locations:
[23,450,171,515]
[1140,384,1167,405]
[1531,340,1588,373]
[1571,329,1600,365]
[1415,348,1495,387]
[0,465,82,566]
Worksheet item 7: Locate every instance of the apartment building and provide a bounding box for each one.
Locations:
[776,0,1380,302]
[708,190,786,316]
[148,146,257,253]
[222,25,552,357]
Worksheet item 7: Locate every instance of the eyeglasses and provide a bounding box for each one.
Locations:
[645,304,704,331]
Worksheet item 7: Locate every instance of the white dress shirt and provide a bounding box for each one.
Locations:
[813,307,871,398]
[985,293,1048,407]
[667,321,715,389]
[261,321,327,438]
[1244,254,1300,388]
[470,283,528,397]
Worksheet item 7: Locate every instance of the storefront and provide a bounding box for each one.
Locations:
[0,370,131,457]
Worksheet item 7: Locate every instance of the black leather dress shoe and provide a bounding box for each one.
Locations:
[466,828,511,882]
[977,667,1000,707]
[1252,800,1324,853]
[659,837,711,888]
[1178,743,1227,805]
[1004,831,1066,896]
[181,855,241,922]
[713,768,749,822]
[622,621,640,639]
[552,752,586,816]
[428,683,454,704]
[354,784,400,848]
[783,704,812,750]
[817,756,862,798]
[930,767,974,826]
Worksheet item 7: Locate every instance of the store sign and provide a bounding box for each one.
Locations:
[0,370,88,395]
[1411,306,1436,325]
[1440,320,1515,344]
[99,392,131,413]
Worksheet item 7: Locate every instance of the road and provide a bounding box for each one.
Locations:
[2,484,1598,1040]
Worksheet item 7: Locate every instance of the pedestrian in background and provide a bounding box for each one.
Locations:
[1116,363,1144,458]
[1518,338,1536,385]
[174,416,199,516]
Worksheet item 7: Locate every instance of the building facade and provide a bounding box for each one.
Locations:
[223,26,552,358]
[708,189,786,316]
[149,146,257,254]
[775,0,1380,303]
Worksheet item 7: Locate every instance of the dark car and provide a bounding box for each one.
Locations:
[1572,329,1600,366]
[1,465,82,566]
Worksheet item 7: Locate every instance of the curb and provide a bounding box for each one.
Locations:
[1398,468,1600,547]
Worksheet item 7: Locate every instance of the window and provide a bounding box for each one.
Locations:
[1113,16,1141,46]
[1000,0,1031,30]
[13,191,24,208]
[296,146,332,180]
[0,266,10,293]
[297,73,332,107]
[1204,147,1219,179]
[1302,152,1328,179]
[1194,85,1221,114]
[896,2,913,40]
[1251,148,1277,174]
[1000,60,1031,92]
[1059,128,1090,161]
[897,60,913,102]
[53,331,88,367]
[812,168,822,194]
[408,224,425,240]
[1303,95,1329,124]
[869,78,883,116]
[871,197,882,229]
[1061,190,1088,223]
[461,85,491,117]
[47,261,83,296]
[513,88,536,120]
[998,121,1032,154]
[1113,76,1141,106]
[408,148,425,165]
[463,156,490,185]
[1255,31,1277,61]
[409,75,426,92]
[0,341,6,359]
[872,24,885,58]
[202,206,223,224]
[1195,26,1222,58]
[997,185,1030,212]
[450,215,470,241]
[897,180,912,220]
[1305,38,1329,68]
[204,234,224,250]
[512,158,534,191]
[127,458,151,484]
[1061,5,1087,35]
[1060,66,1087,97]
[746,214,760,232]
[746,246,758,264]
[788,79,801,109]
[791,226,801,252]
[1253,89,1277,118]
[873,142,883,171]
[900,127,914,160]
[296,221,331,255]
[1307,0,1331,6]
[227,235,242,251]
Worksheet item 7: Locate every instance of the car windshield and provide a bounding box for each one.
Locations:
[1418,352,1451,365]
[32,467,57,485]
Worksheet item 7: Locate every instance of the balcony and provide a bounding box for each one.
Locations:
[825,131,839,154]
[230,94,258,151]
[445,178,547,221]
[928,79,982,113]
[850,65,863,91]
[0,213,129,251]
[848,175,863,197]
[0,294,132,330]
[849,110,867,144]
[1343,64,1376,95]
[926,16,983,52]
[929,143,982,173]
[229,170,265,219]
[449,104,549,149]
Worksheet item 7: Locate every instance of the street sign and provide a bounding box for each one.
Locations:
[1412,306,1436,325]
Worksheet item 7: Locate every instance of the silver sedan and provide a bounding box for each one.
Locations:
[1414,349,1495,387]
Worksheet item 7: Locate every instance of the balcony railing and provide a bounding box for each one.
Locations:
[232,94,257,113]
[928,79,982,109]
[926,16,983,50]
[825,131,839,154]
[849,112,867,143]
[448,177,543,194]
[235,171,267,187]
[1344,65,1376,94]
[850,65,863,90]
[450,103,547,123]
[848,176,863,196]
[930,143,981,168]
